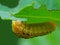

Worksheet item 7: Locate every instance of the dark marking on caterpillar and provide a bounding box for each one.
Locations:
[12,21,56,39]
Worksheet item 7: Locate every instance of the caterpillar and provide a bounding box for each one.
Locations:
[12,20,56,39]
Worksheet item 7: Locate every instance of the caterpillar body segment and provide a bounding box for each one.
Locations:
[12,21,56,39]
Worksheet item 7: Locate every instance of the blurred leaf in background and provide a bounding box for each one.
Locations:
[0,18,19,45]
[0,0,19,8]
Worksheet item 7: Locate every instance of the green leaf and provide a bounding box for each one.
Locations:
[13,5,60,24]
[0,0,32,20]
[0,0,60,24]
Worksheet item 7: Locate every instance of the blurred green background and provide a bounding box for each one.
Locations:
[0,0,60,45]
[0,18,60,45]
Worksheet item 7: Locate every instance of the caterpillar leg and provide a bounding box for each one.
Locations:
[12,21,56,39]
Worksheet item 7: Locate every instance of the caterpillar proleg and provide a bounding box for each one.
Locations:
[12,21,56,39]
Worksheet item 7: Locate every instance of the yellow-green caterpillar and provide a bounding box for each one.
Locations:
[12,21,56,39]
